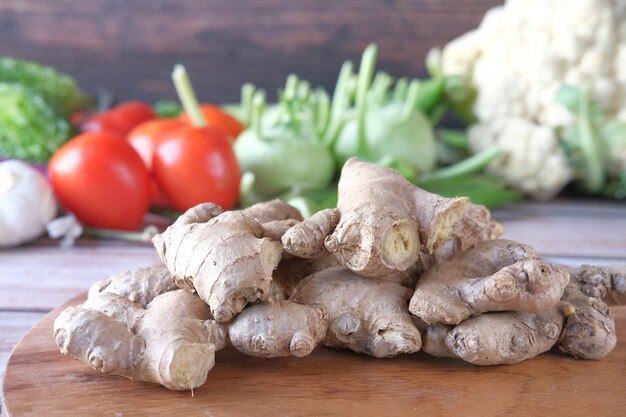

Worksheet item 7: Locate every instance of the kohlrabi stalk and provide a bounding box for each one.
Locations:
[420,174,520,208]
[315,89,331,139]
[437,128,469,149]
[393,77,409,102]
[251,90,266,138]
[240,83,255,126]
[368,71,393,107]
[323,61,355,146]
[401,80,421,120]
[418,146,502,184]
[355,44,378,157]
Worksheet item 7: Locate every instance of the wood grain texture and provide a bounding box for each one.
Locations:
[0,0,501,102]
[3,295,626,417]
[495,202,626,259]
[0,200,624,415]
[0,312,45,396]
[0,243,159,311]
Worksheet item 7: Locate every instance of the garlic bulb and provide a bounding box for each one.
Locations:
[0,160,58,248]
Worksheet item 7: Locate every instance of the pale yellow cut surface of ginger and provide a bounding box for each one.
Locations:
[282,158,501,277]
[54,289,225,390]
[153,200,302,323]
[410,239,570,325]
[228,300,328,358]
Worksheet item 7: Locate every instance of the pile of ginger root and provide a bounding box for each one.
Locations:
[54,158,625,391]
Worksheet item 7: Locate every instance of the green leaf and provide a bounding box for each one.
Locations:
[437,128,469,149]
[418,146,501,184]
[153,100,182,118]
[576,88,606,192]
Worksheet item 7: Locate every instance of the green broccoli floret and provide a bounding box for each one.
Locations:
[0,83,71,162]
[0,56,92,117]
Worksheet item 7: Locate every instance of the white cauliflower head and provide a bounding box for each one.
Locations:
[469,119,573,199]
[441,0,626,198]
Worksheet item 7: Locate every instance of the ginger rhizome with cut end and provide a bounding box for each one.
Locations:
[228,300,328,358]
[282,158,501,277]
[52,158,623,390]
[410,239,570,325]
[153,200,302,323]
[55,288,225,390]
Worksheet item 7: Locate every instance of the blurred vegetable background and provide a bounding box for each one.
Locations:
[0,0,624,246]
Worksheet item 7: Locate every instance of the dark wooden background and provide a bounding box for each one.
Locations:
[0,0,500,103]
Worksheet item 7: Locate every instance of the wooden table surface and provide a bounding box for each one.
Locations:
[1,200,625,415]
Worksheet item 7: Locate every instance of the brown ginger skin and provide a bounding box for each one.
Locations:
[421,324,456,358]
[54,289,225,390]
[228,300,328,358]
[445,309,564,365]
[282,158,501,277]
[556,265,621,359]
[153,200,302,323]
[421,310,564,365]
[568,265,626,304]
[286,260,422,358]
[410,240,570,325]
[88,264,177,307]
[420,261,622,364]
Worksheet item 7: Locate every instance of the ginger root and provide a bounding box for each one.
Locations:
[88,264,177,307]
[282,158,501,277]
[445,310,564,365]
[282,259,422,358]
[410,240,570,325]
[419,258,621,365]
[55,289,225,390]
[153,200,302,322]
[557,265,621,359]
[52,159,623,389]
[228,300,328,358]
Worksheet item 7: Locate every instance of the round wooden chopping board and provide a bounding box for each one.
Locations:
[3,295,626,417]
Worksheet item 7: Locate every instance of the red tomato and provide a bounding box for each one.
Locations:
[128,118,184,207]
[48,132,151,230]
[82,101,156,137]
[153,126,240,212]
[180,104,244,140]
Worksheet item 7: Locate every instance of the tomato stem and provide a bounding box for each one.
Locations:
[172,64,206,128]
